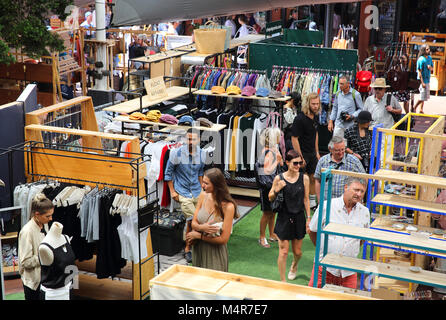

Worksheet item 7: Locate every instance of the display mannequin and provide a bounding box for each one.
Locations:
[38,222,75,300]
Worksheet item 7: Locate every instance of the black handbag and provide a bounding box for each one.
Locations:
[271,174,284,212]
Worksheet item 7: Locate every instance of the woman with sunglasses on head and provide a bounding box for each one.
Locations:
[268,150,310,282]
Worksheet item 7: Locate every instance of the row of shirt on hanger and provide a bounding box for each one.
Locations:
[270,67,345,102]
[189,66,270,92]
[13,181,149,267]
[270,68,353,125]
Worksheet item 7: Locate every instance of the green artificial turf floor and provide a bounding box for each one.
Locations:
[228,204,375,287]
[228,204,315,286]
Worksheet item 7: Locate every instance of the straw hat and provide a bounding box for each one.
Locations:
[370,77,390,88]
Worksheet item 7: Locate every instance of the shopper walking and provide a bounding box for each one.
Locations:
[256,127,284,248]
[185,168,239,272]
[165,128,207,263]
[307,178,370,289]
[291,92,321,209]
[18,193,54,300]
[314,136,365,203]
[344,111,373,173]
[413,44,433,114]
[328,75,363,138]
[363,78,402,129]
[268,150,310,282]
[283,91,302,152]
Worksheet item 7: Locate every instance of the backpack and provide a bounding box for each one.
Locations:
[386,93,403,124]
[254,149,280,191]
[355,70,373,93]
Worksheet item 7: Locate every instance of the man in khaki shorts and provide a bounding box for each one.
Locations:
[165,128,206,263]
[413,44,433,113]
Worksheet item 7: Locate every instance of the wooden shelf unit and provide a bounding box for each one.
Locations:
[371,193,446,215]
[0,232,18,241]
[314,166,446,293]
[321,253,446,289]
[1,232,19,276]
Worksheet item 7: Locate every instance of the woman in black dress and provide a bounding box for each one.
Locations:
[268,150,310,282]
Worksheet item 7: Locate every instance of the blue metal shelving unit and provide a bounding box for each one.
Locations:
[312,168,446,291]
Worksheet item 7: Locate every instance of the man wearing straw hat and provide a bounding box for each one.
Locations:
[363,77,402,164]
[363,78,402,130]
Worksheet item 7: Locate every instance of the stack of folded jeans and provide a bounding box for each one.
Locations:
[2,243,18,267]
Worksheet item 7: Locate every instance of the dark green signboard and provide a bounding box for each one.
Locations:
[265,21,283,37]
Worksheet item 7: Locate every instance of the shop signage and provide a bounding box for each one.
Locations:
[265,21,283,37]
[144,76,168,101]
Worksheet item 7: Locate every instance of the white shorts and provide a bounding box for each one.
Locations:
[419,83,430,101]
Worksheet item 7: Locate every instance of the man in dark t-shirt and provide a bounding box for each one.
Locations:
[291,93,321,209]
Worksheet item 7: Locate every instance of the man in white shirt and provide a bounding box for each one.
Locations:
[307,177,370,289]
[363,78,402,129]
[363,78,402,162]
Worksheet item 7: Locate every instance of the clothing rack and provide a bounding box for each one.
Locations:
[197,65,267,75]
[7,138,159,300]
[272,65,353,75]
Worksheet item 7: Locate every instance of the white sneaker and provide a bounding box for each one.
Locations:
[288,263,297,280]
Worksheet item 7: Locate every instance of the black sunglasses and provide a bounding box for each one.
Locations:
[374,88,385,91]
[292,161,303,166]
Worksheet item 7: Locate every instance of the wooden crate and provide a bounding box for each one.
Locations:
[149,264,377,300]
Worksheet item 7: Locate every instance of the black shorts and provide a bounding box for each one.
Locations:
[302,152,318,175]
[259,186,273,212]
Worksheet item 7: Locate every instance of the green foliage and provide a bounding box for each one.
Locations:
[0,0,73,64]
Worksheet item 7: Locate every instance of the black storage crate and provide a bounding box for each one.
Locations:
[151,211,185,256]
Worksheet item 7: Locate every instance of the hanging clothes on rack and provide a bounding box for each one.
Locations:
[270,65,353,126]
[14,180,60,229]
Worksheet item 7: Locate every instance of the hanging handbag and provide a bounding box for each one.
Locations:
[386,41,409,91]
[199,20,231,50]
[194,21,227,54]
[331,28,341,49]
[387,64,409,91]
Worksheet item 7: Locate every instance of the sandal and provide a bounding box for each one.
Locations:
[258,238,270,248]
[268,237,279,242]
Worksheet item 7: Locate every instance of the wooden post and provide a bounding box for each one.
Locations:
[415,116,445,268]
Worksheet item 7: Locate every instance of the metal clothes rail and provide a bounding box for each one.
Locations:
[4,141,161,300]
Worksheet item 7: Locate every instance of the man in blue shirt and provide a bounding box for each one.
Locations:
[414,44,433,114]
[328,75,363,138]
[314,136,365,203]
[165,128,206,263]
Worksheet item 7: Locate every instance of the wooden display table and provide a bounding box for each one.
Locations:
[103,86,196,114]
[149,264,376,300]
